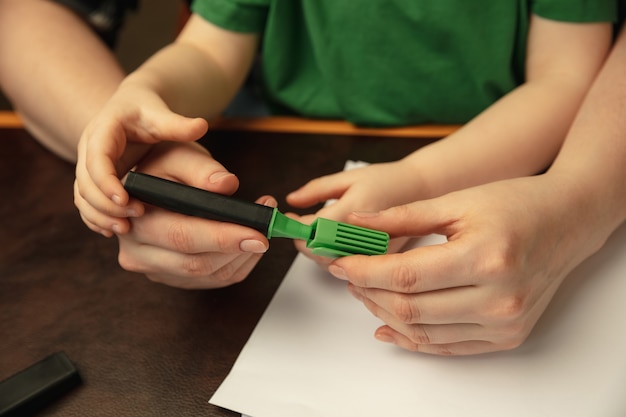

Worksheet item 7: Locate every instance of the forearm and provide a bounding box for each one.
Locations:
[120,14,258,119]
[0,0,125,162]
[548,26,626,245]
[401,19,611,201]
[121,44,235,119]
[402,78,592,199]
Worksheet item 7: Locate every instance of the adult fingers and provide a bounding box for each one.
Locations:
[117,208,269,289]
[329,241,476,294]
[150,252,263,290]
[350,284,519,355]
[143,253,263,289]
[123,206,270,255]
[120,237,261,289]
[117,195,275,283]
[347,284,486,325]
[376,327,507,356]
[345,200,457,240]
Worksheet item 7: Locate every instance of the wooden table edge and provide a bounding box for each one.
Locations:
[0,111,459,137]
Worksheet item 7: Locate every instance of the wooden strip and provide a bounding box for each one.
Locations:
[0,111,459,138]
[0,111,23,128]
[209,116,459,138]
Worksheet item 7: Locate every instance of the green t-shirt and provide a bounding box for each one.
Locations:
[191,0,617,126]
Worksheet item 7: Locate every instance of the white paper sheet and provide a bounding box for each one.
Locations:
[210,170,626,417]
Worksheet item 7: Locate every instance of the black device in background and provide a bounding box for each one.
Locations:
[0,352,82,416]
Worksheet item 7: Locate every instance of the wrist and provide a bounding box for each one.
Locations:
[542,169,621,257]
[389,157,433,204]
[400,148,453,201]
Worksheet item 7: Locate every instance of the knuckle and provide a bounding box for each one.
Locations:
[403,342,421,352]
[390,295,421,323]
[390,204,412,218]
[389,261,421,292]
[210,261,240,285]
[433,345,456,356]
[490,294,527,323]
[479,242,519,279]
[180,254,216,277]
[408,325,431,345]
[214,229,238,252]
[484,298,532,351]
[167,220,196,253]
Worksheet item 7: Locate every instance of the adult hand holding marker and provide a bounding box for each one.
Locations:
[123,171,389,258]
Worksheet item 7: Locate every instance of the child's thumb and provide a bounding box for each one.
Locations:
[146,111,209,143]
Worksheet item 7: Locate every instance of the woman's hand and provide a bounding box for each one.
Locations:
[326,176,605,355]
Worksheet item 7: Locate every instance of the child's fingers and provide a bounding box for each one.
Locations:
[77,182,143,219]
[73,179,133,235]
[286,171,351,208]
[75,158,139,218]
[76,108,209,240]
[82,121,132,207]
[76,199,129,236]
[314,198,359,223]
[144,112,208,143]
[78,212,114,238]
[86,152,131,208]
[85,112,208,205]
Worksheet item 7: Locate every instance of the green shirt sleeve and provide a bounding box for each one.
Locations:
[190,0,268,33]
[533,0,618,22]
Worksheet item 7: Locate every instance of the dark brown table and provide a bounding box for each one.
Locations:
[0,127,433,416]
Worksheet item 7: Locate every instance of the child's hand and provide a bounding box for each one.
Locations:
[286,160,421,264]
[74,86,208,237]
[287,160,421,221]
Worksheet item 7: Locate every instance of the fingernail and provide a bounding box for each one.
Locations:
[111,224,122,234]
[352,211,380,218]
[240,239,268,253]
[375,330,395,344]
[328,265,348,280]
[126,208,139,217]
[112,194,123,205]
[261,197,278,208]
[209,171,235,184]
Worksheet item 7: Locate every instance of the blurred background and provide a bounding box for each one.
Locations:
[0,0,182,111]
